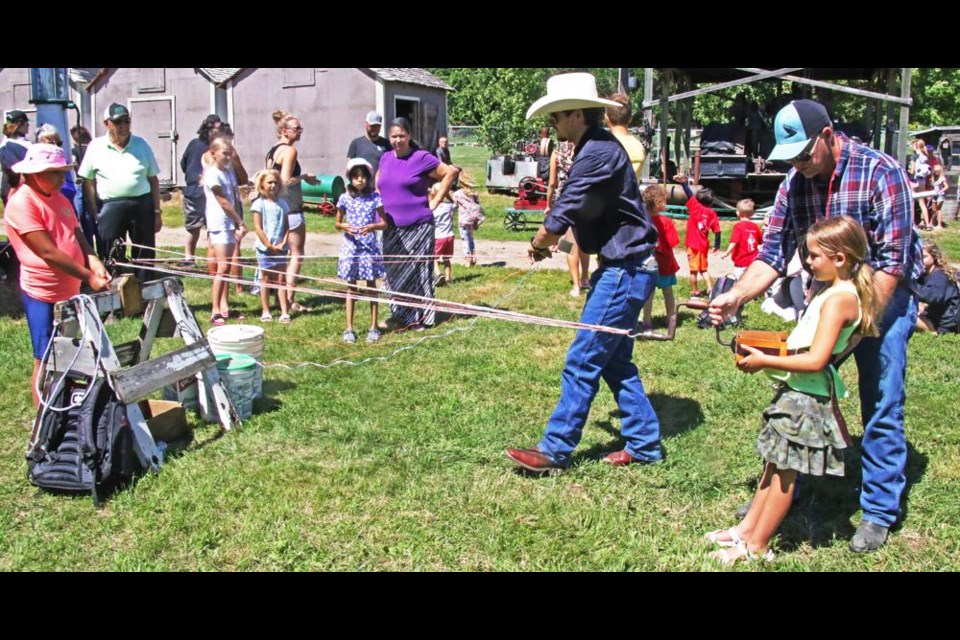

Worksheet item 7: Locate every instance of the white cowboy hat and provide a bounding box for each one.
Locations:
[526,73,622,120]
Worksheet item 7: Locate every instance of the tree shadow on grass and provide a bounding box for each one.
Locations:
[766,437,928,551]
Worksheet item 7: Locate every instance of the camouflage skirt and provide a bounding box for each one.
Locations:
[756,385,847,477]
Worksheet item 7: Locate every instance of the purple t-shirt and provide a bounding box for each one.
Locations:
[377,149,440,227]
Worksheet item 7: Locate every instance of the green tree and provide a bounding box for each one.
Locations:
[429,68,630,153]
[910,68,960,128]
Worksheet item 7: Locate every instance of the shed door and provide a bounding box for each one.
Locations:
[129,97,176,184]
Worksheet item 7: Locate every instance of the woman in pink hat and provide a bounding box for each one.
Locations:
[3,143,111,406]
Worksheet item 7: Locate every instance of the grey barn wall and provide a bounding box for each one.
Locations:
[382,82,448,151]
[0,69,33,121]
[230,68,377,179]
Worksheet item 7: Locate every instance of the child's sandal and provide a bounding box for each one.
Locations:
[704,527,742,548]
[710,540,775,565]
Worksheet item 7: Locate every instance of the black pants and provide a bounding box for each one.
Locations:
[96,193,156,281]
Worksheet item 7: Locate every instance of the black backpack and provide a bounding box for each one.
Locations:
[27,375,145,507]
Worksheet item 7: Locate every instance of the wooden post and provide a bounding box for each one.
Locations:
[898,68,912,164]
[660,74,670,183]
[885,68,898,155]
[642,68,654,180]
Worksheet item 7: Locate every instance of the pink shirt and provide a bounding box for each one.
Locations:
[4,184,83,302]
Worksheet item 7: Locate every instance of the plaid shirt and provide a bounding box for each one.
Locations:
[758,134,924,282]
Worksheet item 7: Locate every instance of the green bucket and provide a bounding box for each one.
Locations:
[302,174,345,205]
[215,353,257,420]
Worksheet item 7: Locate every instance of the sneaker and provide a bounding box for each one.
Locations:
[343,329,357,344]
[849,521,889,553]
[434,274,446,287]
[366,328,381,343]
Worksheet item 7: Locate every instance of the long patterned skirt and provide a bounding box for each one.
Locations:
[382,219,436,327]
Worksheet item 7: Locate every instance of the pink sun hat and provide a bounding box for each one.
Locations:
[10,143,74,174]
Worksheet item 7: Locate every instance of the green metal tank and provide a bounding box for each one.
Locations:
[302,175,345,211]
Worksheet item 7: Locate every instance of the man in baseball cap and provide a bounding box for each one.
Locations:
[766,99,832,164]
[347,110,391,173]
[710,98,924,554]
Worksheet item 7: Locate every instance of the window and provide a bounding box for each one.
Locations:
[138,68,165,93]
[282,68,315,88]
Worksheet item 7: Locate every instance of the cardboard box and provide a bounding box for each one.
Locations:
[139,399,192,443]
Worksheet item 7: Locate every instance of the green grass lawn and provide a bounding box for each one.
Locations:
[0,241,958,570]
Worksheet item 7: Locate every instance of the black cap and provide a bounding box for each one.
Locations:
[103,103,130,122]
[5,109,28,124]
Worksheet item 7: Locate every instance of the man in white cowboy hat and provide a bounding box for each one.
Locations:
[709,98,923,553]
[505,72,664,474]
[3,143,111,406]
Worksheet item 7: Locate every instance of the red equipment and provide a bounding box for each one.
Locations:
[513,177,548,210]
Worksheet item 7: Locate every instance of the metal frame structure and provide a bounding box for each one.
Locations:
[638,68,913,179]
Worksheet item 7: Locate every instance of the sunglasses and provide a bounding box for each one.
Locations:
[791,136,820,164]
[111,117,132,126]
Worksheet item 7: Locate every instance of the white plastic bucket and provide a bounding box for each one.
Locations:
[214,353,257,420]
[207,324,264,398]
[163,375,199,413]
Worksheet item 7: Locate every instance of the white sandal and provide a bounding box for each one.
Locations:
[704,527,742,548]
[711,539,775,565]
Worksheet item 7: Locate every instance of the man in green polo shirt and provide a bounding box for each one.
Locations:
[79,103,162,279]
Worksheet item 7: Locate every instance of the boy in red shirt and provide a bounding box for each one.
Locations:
[640,186,679,331]
[675,175,721,297]
[722,199,763,279]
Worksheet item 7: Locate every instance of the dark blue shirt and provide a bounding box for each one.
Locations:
[544,125,657,262]
[180,138,209,187]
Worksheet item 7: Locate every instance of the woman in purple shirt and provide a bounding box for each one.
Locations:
[377,118,458,329]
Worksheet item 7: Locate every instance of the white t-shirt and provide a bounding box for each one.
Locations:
[202,165,238,233]
[433,201,454,239]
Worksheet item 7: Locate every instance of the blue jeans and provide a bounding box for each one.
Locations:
[852,284,918,527]
[458,225,476,256]
[73,185,98,253]
[538,259,663,466]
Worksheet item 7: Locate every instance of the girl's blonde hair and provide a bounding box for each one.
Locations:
[207,136,233,159]
[924,241,957,284]
[252,169,284,198]
[807,216,879,337]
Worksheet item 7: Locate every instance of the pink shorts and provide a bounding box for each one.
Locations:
[434,236,454,258]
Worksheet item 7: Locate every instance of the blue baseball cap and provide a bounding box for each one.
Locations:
[768,99,832,162]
